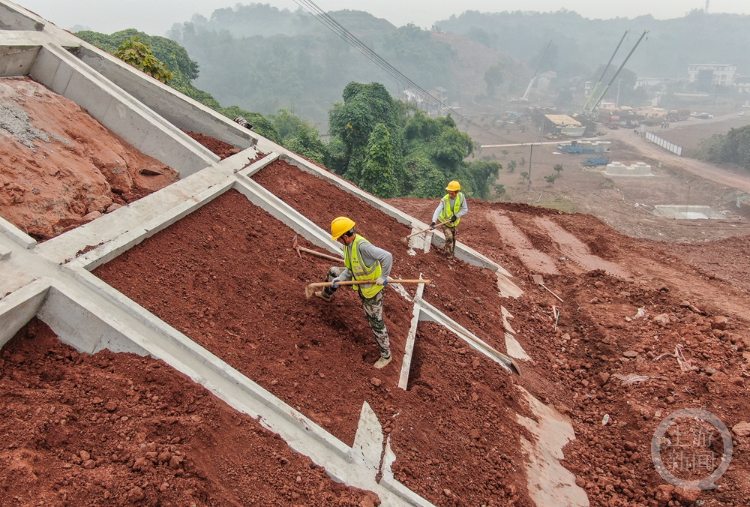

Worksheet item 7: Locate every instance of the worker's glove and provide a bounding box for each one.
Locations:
[450,215,458,223]
[375,276,388,286]
[331,278,341,288]
[430,221,436,230]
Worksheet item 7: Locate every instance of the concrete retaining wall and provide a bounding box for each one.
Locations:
[28,44,219,176]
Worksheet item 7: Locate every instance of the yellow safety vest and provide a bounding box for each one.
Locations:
[439,193,464,227]
[344,235,384,299]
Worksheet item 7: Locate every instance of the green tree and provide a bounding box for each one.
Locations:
[115,36,173,83]
[329,82,403,186]
[507,160,517,173]
[520,157,526,166]
[360,124,399,197]
[544,174,558,185]
[408,157,446,198]
[520,171,529,182]
[554,163,564,176]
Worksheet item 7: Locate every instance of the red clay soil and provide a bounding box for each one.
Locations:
[181,130,240,160]
[253,160,517,356]
[389,198,750,506]
[94,189,535,507]
[0,77,178,241]
[0,318,379,506]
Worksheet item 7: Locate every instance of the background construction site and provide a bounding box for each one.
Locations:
[1,2,750,507]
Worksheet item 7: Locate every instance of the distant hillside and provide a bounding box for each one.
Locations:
[167,5,520,129]
[437,9,750,79]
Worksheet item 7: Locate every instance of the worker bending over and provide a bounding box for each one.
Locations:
[431,180,468,260]
[315,217,393,369]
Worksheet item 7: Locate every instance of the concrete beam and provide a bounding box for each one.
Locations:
[233,176,342,256]
[77,45,257,151]
[38,165,234,266]
[417,298,514,374]
[29,44,219,177]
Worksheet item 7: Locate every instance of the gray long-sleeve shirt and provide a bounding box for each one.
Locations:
[337,240,392,282]
[432,193,468,223]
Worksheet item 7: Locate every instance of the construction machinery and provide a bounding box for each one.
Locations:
[587,31,649,113]
[583,31,629,112]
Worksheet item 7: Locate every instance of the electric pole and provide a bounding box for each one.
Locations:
[527,144,534,191]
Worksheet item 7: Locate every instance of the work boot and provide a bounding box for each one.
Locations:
[314,291,331,302]
[373,355,392,369]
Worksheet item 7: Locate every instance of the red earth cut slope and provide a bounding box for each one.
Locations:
[94,188,535,507]
[0,77,178,240]
[0,318,379,506]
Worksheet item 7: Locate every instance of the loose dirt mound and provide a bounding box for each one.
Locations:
[0,318,378,506]
[94,188,535,507]
[181,129,240,159]
[0,77,178,240]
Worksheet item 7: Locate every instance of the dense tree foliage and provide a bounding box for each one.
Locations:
[328,82,500,199]
[696,125,750,171]
[114,36,173,84]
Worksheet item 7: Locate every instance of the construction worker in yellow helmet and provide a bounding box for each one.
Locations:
[314,217,394,369]
[430,180,468,260]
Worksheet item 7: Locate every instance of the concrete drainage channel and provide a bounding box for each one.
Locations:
[0,3,586,504]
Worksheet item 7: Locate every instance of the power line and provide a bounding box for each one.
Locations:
[291,0,503,140]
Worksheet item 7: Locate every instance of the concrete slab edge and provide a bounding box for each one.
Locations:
[0,214,37,248]
[0,242,10,260]
[379,438,437,506]
[0,277,49,347]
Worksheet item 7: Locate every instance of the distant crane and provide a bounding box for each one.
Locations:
[520,40,552,102]
[588,30,649,112]
[583,30,629,112]
[706,0,710,13]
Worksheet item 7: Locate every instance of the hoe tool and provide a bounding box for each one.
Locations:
[532,274,564,303]
[292,234,343,263]
[400,219,450,246]
[305,279,431,299]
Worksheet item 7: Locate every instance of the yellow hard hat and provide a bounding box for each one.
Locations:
[330,217,356,241]
[446,180,461,191]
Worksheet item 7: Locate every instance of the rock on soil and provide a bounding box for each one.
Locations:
[0,77,178,240]
[0,318,377,506]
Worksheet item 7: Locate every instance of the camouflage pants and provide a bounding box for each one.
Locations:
[324,266,391,359]
[442,225,458,259]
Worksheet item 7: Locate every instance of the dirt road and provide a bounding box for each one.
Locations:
[604,122,750,194]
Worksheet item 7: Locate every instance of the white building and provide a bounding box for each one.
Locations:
[687,64,736,86]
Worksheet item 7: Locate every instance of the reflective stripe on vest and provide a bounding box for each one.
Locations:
[344,235,384,298]
[439,192,464,227]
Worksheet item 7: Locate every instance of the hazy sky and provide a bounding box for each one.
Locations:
[19,0,750,36]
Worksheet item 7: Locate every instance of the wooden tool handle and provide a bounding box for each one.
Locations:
[308,279,431,289]
[405,220,450,239]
